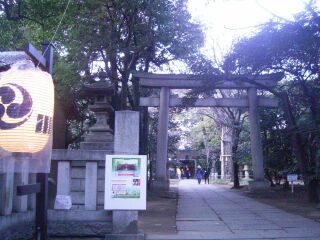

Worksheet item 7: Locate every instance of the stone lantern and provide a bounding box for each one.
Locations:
[80,81,114,151]
[244,165,250,179]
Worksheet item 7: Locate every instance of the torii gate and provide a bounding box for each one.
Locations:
[133,72,283,191]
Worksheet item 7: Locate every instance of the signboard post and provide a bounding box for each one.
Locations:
[104,155,147,210]
[105,111,144,239]
[287,174,298,193]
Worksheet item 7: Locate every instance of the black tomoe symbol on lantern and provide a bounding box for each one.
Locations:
[0,83,33,130]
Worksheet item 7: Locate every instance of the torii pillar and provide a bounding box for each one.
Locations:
[248,87,269,189]
[152,87,170,192]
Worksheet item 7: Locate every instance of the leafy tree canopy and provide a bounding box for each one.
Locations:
[223,2,320,186]
[0,0,205,148]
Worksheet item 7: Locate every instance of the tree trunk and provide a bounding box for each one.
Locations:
[233,161,240,188]
[140,107,149,155]
[280,92,308,176]
[109,52,120,110]
[308,178,319,203]
[299,82,320,202]
[232,127,241,189]
[280,92,320,201]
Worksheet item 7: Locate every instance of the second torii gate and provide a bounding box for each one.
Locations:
[134,73,283,192]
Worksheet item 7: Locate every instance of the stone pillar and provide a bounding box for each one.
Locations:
[54,161,72,209]
[0,159,14,215]
[13,160,29,212]
[56,162,70,196]
[28,173,37,210]
[248,88,268,189]
[85,162,98,210]
[220,156,225,179]
[154,87,170,191]
[107,111,144,239]
[210,159,216,180]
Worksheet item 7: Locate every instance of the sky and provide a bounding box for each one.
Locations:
[187,0,316,61]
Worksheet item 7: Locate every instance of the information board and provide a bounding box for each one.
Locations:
[104,155,147,210]
[287,174,298,182]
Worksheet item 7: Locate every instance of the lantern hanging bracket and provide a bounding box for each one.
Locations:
[24,43,47,70]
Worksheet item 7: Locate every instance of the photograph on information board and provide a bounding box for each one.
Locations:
[111,157,141,198]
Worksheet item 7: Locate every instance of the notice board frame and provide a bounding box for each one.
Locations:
[104,154,147,210]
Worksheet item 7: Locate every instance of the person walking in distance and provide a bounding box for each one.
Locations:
[176,167,181,179]
[186,166,190,179]
[204,168,210,184]
[196,165,203,184]
[184,165,190,179]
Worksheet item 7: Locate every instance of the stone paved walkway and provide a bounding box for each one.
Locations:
[146,179,320,240]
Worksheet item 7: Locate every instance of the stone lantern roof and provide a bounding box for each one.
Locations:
[83,81,114,94]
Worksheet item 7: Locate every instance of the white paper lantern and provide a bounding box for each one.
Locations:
[0,63,54,153]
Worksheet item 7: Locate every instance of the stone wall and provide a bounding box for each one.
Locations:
[70,161,106,209]
[0,211,34,240]
[52,149,113,210]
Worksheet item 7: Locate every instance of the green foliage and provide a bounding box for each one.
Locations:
[58,0,204,109]
[224,2,320,180]
[0,0,205,147]
[0,0,78,50]
[173,108,220,170]
[0,15,26,50]
[54,58,81,100]
[223,4,320,77]
[188,115,219,152]
[260,108,293,172]
[234,122,251,166]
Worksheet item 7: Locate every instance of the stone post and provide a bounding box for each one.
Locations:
[153,87,170,191]
[107,111,144,240]
[85,162,98,210]
[0,160,14,215]
[220,156,224,180]
[28,173,37,210]
[54,161,72,210]
[248,88,268,189]
[13,160,29,212]
[244,165,250,179]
